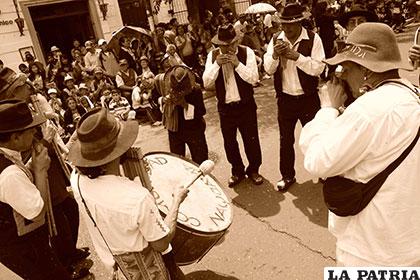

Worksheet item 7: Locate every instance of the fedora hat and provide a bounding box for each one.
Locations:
[338,4,378,28]
[165,65,196,94]
[211,24,241,46]
[0,68,28,95]
[0,99,45,133]
[68,108,138,167]
[324,23,410,73]
[278,3,310,23]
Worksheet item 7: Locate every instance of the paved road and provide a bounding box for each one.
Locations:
[1,39,418,280]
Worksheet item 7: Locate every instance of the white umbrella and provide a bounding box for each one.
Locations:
[245,3,277,14]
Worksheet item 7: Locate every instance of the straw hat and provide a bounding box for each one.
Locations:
[324,23,410,73]
[0,99,45,133]
[68,108,139,167]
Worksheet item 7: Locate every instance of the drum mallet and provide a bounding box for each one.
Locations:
[184,160,215,189]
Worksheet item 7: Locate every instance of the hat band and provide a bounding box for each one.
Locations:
[80,121,121,160]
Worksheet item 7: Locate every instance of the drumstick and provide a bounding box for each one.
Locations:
[184,160,215,189]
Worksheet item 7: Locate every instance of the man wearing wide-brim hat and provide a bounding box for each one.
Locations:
[203,24,263,187]
[68,107,188,279]
[300,22,420,266]
[161,65,209,164]
[263,3,326,191]
[0,99,73,279]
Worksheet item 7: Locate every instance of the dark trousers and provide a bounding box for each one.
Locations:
[0,226,71,280]
[219,103,262,177]
[277,93,320,179]
[168,120,208,164]
[50,196,80,268]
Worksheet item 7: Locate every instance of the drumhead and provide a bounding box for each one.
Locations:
[144,152,232,234]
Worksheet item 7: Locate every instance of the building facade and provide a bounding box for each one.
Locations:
[0,0,251,70]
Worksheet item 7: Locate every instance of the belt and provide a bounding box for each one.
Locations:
[224,101,242,107]
[280,92,312,100]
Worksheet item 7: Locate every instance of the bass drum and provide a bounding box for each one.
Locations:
[143,152,232,266]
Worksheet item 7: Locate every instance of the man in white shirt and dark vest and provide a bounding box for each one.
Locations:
[264,3,325,191]
[203,24,263,187]
[0,100,72,279]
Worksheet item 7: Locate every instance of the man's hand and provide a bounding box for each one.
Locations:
[409,44,420,68]
[318,77,347,110]
[42,124,56,144]
[226,54,240,67]
[31,143,51,173]
[283,49,300,61]
[273,40,288,59]
[172,185,189,205]
[216,54,231,66]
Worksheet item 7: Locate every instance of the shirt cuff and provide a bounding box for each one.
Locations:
[315,107,339,122]
[184,104,194,120]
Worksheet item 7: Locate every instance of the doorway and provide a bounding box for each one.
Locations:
[29,0,95,59]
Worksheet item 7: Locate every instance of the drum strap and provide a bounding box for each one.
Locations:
[76,174,130,280]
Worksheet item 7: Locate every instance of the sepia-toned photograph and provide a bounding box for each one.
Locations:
[0,0,419,279]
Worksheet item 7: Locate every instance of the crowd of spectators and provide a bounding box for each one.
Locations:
[4,0,417,145]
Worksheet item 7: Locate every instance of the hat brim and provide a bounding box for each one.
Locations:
[0,112,46,133]
[324,53,413,73]
[68,120,139,167]
[279,12,310,23]
[211,34,242,46]
[0,73,27,96]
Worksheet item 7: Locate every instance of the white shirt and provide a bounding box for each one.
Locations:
[263,28,325,96]
[299,82,420,265]
[70,173,170,268]
[0,148,44,220]
[203,46,259,103]
[84,51,100,72]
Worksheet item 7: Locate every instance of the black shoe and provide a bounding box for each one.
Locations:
[228,175,245,188]
[276,177,296,191]
[71,247,90,264]
[69,258,93,279]
[248,173,263,185]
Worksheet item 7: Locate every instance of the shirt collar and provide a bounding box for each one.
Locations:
[280,28,309,46]
[0,147,23,162]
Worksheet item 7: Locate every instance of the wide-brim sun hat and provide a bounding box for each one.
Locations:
[68,107,139,167]
[211,24,242,46]
[0,99,46,133]
[324,22,411,73]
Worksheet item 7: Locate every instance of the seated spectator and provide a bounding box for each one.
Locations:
[78,83,91,100]
[18,63,29,76]
[132,73,162,126]
[64,96,87,134]
[108,88,134,120]
[79,95,95,111]
[139,56,154,76]
[90,67,113,104]
[47,88,62,108]
[28,62,46,92]
[62,74,79,102]
[100,88,112,109]
[115,59,137,104]
[71,39,87,59]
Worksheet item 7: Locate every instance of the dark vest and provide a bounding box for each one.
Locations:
[0,155,45,247]
[212,46,256,111]
[118,69,136,87]
[273,30,319,97]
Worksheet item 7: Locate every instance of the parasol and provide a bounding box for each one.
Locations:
[108,26,152,55]
[245,3,277,14]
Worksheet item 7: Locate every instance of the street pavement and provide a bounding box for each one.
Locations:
[1,37,419,280]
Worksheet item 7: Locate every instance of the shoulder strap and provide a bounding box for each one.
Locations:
[77,174,130,280]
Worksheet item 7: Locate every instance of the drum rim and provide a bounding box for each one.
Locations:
[144,151,233,234]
